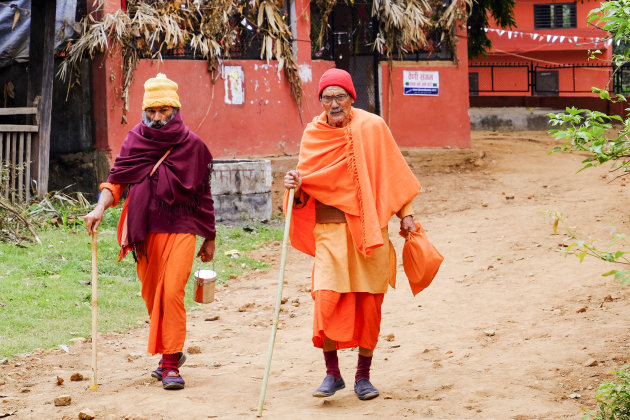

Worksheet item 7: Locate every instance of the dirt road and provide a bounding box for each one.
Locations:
[1,131,629,419]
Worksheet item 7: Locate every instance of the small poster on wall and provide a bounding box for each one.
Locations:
[403,70,439,96]
[223,65,245,105]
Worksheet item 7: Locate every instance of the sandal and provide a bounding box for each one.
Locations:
[162,370,185,390]
[151,352,187,380]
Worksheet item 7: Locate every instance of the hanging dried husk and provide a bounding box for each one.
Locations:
[256,0,303,120]
[58,0,301,123]
[314,0,472,62]
[59,1,471,124]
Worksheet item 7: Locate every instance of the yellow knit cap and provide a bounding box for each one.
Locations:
[142,73,182,110]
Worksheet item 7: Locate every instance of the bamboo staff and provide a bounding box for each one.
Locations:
[90,232,98,390]
[257,188,294,417]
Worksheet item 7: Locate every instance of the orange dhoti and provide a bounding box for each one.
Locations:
[311,223,394,350]
[313,291,384,350]
[136,232,196,355]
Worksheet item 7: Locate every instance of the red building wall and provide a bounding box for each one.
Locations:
[93,1,471,161]
[469,0,612,98]
[92,1,335,160]
[93,58,333,159]
[381,28,471,148]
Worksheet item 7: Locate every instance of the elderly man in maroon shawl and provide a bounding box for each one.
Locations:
[84,73,215,390]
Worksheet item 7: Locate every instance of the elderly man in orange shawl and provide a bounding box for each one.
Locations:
[83,74,216,390]
[284,68,421,400]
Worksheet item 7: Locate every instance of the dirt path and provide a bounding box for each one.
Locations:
[1,131,629,419]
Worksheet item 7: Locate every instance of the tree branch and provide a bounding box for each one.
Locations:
[0,198,41,244]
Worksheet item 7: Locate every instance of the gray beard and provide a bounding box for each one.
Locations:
[142,108,178,129]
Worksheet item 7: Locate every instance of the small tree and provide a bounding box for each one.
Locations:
[467,0,516,58]
[547,1,630,288]
[586,365,630,420]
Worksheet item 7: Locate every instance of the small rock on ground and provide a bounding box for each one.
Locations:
[79,408,95,419]
[127,353,142,362]
[70,373,84,381]
[187,345,202,354]
[54,395,71,406]
[238,303,254,312]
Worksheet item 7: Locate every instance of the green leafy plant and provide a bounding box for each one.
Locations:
[547,1,630,180]
[584,365,630,420]
[546,3,630,417]
[548,107,629,177]
[467,0,516,59]
[550,211,630,288]
[546,1,630,285]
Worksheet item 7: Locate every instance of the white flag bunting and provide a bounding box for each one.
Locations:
[484,27,608,47]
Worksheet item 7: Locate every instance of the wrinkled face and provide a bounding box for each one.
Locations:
[320,86,354,128]
[144,106,174,128]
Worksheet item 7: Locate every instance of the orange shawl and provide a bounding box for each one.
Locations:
[285,108,421,257]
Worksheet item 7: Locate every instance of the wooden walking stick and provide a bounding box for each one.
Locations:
[257,188,294,417]
[90,231,98,390]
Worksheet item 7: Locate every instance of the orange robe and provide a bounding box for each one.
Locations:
[136,232,195,354]
[310,205,413,350]
[285,108,421,350]
[101,182,193,354]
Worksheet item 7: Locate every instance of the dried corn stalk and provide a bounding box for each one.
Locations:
[313,0,336,51]
[58,0,301,122]
[256,0,303,115]
[314,0,472,62]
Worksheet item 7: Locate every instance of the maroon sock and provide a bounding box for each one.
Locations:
[355,354,372,382]
[162,353,180,375]
[324,350,341,379]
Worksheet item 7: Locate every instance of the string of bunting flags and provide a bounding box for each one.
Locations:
[480,27,615,48]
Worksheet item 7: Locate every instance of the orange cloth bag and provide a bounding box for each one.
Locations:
[400,221,443,296]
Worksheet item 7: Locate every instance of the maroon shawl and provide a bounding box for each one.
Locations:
[107,112,215,258]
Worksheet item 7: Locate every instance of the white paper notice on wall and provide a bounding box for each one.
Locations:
[223,65,245,105]
[403,70,439,96]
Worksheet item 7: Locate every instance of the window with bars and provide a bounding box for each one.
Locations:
[534,3,577,29]
[310,0,454,61]
[160,0,291,60]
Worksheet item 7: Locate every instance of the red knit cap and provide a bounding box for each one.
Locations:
[318,68,357,100]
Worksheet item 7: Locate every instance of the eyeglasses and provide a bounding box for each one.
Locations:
[320,94,349,105]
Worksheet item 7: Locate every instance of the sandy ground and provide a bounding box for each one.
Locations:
[1,130,629,420]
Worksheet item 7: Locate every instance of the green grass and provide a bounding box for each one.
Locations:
[0,217,283,359]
